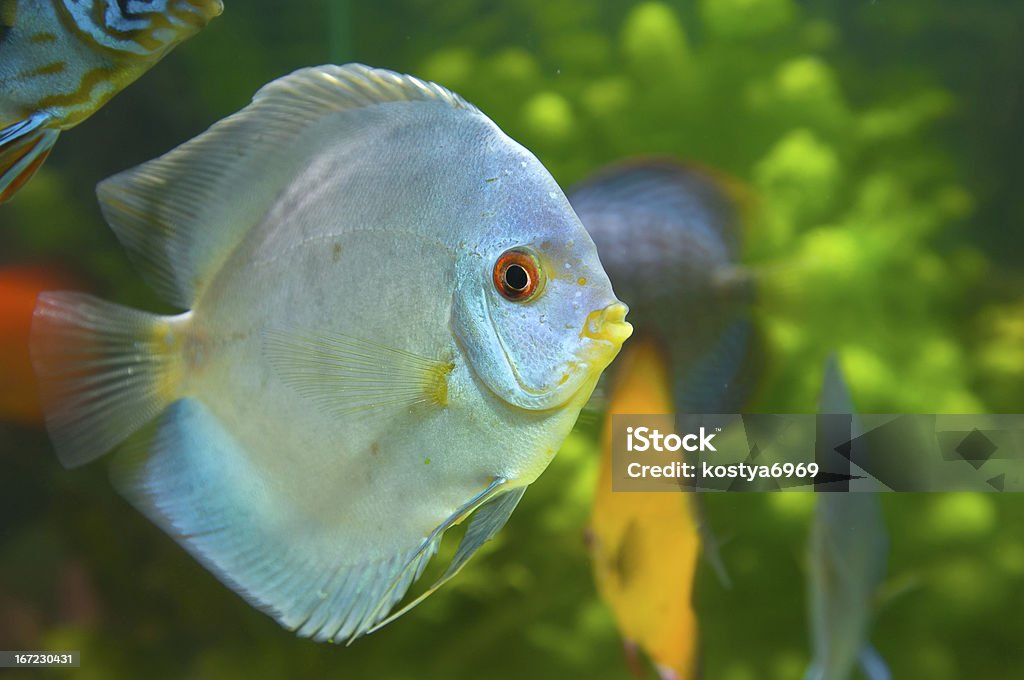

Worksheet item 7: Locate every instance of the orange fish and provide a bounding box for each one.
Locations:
[575,158,760,679]
[0,264,76,424]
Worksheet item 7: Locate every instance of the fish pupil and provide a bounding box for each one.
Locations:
[504,264,529,291]
[493,248,542,301]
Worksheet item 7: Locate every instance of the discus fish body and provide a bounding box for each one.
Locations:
[31,64,631,641]
[0,0,222,202]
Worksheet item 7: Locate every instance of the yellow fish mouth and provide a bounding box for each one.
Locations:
[580,302,633,349]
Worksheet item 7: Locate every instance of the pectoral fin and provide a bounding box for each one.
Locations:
[674,315,758,414]
[263,328,453,418]
[0,112,59,203]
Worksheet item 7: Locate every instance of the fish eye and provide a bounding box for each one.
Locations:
[493,248,543,302]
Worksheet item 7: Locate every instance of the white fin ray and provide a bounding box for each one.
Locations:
[263,328,453,417]
[96,63,480,308]
[30,292,179,467]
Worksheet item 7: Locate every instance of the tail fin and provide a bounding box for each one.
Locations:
[0,113,59,203]
[30,292,185,468]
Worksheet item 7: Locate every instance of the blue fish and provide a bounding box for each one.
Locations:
[30,63,631,642]
[573,158,758,679]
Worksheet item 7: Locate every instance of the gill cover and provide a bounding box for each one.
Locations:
[453,184,629,410]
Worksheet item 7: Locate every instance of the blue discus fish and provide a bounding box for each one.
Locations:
[0,0,222,203]
[31,64,631,642]
[807,356,890,680]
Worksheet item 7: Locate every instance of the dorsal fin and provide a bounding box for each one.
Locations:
[96,63,480,308]
[819,352,854,415]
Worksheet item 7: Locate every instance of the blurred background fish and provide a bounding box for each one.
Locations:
[576,158,758,679]
[588,338,701,680]
[0,263,77,425]
[807,356,890,680]
[0,0,223,203]
[570,158,762,414]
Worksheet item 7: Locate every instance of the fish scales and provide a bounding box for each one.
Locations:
[191,107,597,546]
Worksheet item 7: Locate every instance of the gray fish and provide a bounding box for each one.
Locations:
[807,356,890,680]
[568,157,760,414]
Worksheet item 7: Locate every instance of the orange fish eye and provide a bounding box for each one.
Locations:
[493,248,543,302]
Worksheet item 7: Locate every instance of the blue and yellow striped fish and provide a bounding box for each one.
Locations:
[0,0,222,203]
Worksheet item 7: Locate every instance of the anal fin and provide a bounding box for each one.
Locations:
[0,112,59,203]
[111,398,463,643]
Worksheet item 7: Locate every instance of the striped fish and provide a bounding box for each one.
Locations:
[0,0,222,203]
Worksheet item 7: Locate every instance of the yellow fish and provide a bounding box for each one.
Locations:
[0,0,222,202]
[31,64,631,642]
[589,339,701,680]
[575,159,759,679]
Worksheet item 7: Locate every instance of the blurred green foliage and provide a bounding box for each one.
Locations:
[1,1,1023,678]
